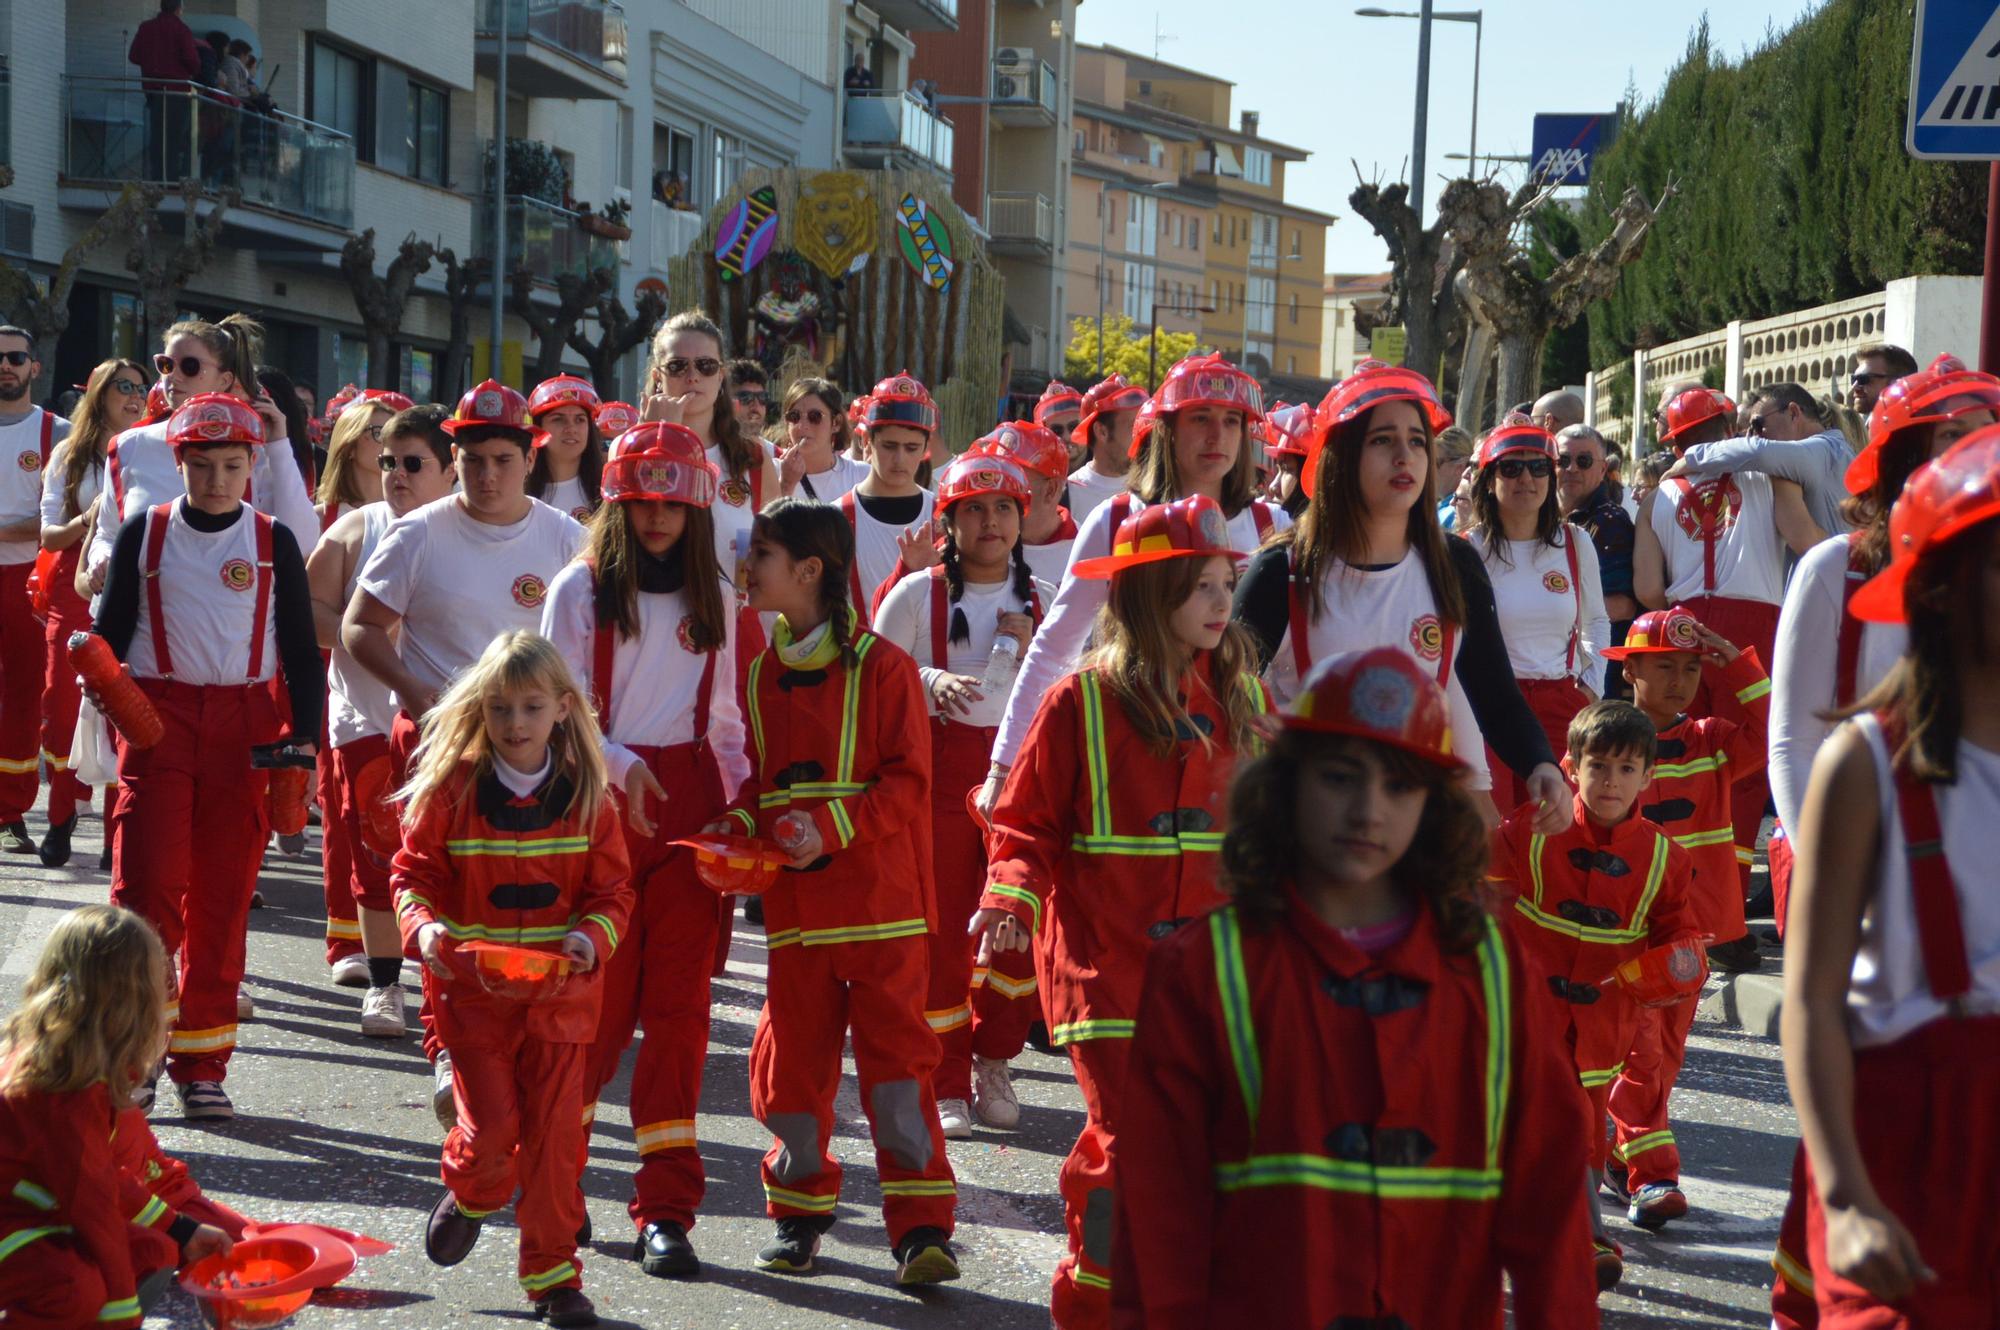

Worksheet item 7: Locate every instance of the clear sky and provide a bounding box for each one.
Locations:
[1073,1,1826,275]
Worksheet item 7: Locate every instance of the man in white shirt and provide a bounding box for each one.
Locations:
[1063,374,1146,522]
[0,328,66,853]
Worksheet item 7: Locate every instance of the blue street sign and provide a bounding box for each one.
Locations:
[1530,113,1617,184]
[1908,2,2000,159]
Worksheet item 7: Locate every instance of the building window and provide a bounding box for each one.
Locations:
[616,106,634,192]
[1287,355,1296,373]
[1244,146,1272,186]
[1212,215,1221,244]
[1291,227,1302,257]
[713,132,741,202]
[655,123,695,204]
[310,41,371,160]
[403,78,448,184]
[1075,129,1085,152]
[1289,294,1299,325]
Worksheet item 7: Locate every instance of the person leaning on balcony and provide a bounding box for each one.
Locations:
[844,51,877,96]
[1660,382,1857,538]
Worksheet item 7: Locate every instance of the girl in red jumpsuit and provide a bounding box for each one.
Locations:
[1783,425,2000,1329]
[394,631,633,1329]
[972,494,1271,1330]
[718,498,959,1288]
[540,422,746,1279]
[1111,647,1600,1328]
[0,904,233,1329]
[874,454,1051,1137]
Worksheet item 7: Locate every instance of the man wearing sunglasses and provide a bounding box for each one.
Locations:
[1847,343,1918,415]
[726,360,773,446]
[0,328,70,854]
[1661,381,1854,539]
[1555,425,1638,692]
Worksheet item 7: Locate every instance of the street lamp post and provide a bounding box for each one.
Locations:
[1148,301,1217,387]
[1356,7,1483,217]
[490,7,509,384]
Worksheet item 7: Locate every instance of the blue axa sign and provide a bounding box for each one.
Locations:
[1530,112,1619,184]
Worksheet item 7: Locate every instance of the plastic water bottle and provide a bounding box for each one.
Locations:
[984,634,1022,693]
[773,812,811,854]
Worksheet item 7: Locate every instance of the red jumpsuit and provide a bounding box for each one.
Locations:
[722,625,958,1247]
[0,1081,177,1330]
[315,502,363,966]
[0,413,55,824]
[110,1106,251,1240]
[1112,897,1601,1329]
[1491,798,1698,1170]
[981,661,1268,1329]
[38,537,97,830]
[393,762,633,1303]
[1610,648,1769,1188]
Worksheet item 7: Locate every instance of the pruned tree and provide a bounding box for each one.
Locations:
[116,179,237,345]
[568,272,666,396]
[508,268,600,383]
[0,183,152,394]
[341,229,435,390]
[1441,177,1671,425]
[434,247,490,400]
[1347,170,1461,383]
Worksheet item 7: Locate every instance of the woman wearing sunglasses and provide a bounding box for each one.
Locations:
[1463,425,1610,813]
[316,391,413,531]
[776,377,867,504]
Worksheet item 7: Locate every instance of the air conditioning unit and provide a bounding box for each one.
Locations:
[995,47,1031,75]
[995,74,1020,100]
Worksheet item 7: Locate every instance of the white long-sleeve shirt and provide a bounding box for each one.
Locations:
[1769,533,1905,833]
[87,419,317,578]
[874,567,1055,729]
[1466,526,1610,693]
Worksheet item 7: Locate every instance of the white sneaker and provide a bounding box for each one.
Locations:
[330,954,372,988]
[432,1050,457,1130]
[235,989,254,1021]
[937,1097,973,1140]
[360,984,408,1039]
[970,1055,1020,1130]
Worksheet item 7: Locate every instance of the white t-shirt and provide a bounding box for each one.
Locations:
[1019,513,1076,590]
[706,444,763,590]
[874,568,1055,729]
[125,503,279,685]
[540,475,596,525]
[1769,533,1906,833]
[1846,714,2000,1047]
[795,452,869,505]
[1465,526,1610,691]
[353,495,585,712]
[540,559,750,797]
[1065,463,1128,523]
[325,502,401,748]
[842,487,937,623]
[39,435,101,528]
[1647,471,1787,606]
[990,493,1290,768]
[0,408,69,565]
[89,419,318,578]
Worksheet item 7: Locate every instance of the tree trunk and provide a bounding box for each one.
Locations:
[435,249,488,401]
[122,182,235,349]
[1346,178,1462,380]
[1456,317,1495,433]
[1494,333,1545,420]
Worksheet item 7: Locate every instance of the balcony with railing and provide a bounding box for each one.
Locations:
[991,56,1057,127]
[478,194,621,286]
[986,192,1052,253]
[652,199,704,270]
[59,76,353,243]
[843,91,954,177]
[476,0,628,100]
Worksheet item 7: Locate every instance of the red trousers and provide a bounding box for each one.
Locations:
[749,934,957,1245]
[0,1224,178,1329]
[445,1026,588,1299]
[1581,1080,1613,1171]
[582,742,723,1232]
[388,710,445,1062]
[38,556,94,827]
[332,732,396,914]
[1054,1036,1131,1330]
[1486,676,1592,813]
[1772,1143,1819,1330]
[924,720,1037,1103]
[1803,1017,2000,1327]
[317,737,360,964]
[111,680,274,1084]
[0,563,42,821]
[1771,821,1796,940]
[1683,593,1780,892]
[1609,993,1698,1188]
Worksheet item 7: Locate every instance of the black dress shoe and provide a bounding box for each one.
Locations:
[742,894,764,926]
[1026,1020,1054,1056]
[0,821,37,855]
[1707,935,1763,974]
[576,1212,591,1246]
[533,1287,598,1327]
[98,844,112,871]
[636,1220,700,1279]
[424,1190,482,1266]
[38,815,76,868]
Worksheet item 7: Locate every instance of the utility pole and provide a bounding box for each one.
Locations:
[1410,0,1434,222]
[489,3,509,382]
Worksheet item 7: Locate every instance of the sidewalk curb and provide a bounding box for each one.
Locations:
[1701,969,1785,1039]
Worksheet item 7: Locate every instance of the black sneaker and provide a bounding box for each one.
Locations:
[742,894,764,927]
[532,1288,597,1327]
[755,1217,827,1274]
[576,1212,591,1247]
[636,1220,700,1279]
[0,821,37,855]
[1600,1158,1630,1203]
[892,1225,960,1286]
[424,1190,482,1266]
[98,844,111,871]
[1708,936,1762,974]
[37,815,76,868]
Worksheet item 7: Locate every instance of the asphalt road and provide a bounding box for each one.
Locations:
[0,804,1800,1328]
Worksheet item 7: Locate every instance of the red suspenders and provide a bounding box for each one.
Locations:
[927,565,949,669]
[1249,501,1274,542]
[1879,711,1975,1002]
[588,567,715,742]
[319,500,342,535]
[838,491,867,614]
[37,412,52,465]
[141,503,275,681]
[1835,532,1871,708]
[1562,530,1583,677]
[1670,476,1726,595]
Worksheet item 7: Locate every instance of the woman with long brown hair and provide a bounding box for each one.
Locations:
[526,374,606,521]
[315,390,412,527]
[34,359,146,866]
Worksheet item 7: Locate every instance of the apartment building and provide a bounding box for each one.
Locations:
[1321,270,1392,379]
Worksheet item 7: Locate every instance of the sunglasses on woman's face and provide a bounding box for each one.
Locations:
[155,354,217,379]
[786,408,827,426]
[377,453,430,473]
[111,378,147,397]
[664,357,722,379]
[1496,457,1553,480]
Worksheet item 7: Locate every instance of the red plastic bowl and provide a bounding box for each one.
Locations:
[673,834,786,895]
[458,939,571,1001]
[180,1237,318,1327]
[243,1221,392,1260]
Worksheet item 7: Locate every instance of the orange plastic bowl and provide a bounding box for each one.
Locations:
[458,939,571,1001]
[673,834,786,895]
[180,1237,319,1328]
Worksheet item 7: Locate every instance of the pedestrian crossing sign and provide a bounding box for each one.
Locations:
[1908,2,2000,158]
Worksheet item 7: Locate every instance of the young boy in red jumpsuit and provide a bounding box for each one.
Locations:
[394,632,632,1329]
[1491,698,1701,1292]
[1598,605,1769,1229]
[716,499,958,1286]
[973,495,1271,1329]
[1112,647,1600,1328]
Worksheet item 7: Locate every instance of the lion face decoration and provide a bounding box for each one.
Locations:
[794,172,877,279]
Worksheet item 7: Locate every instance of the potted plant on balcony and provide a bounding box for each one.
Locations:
[575,198,632,242]
[484,138,569,207]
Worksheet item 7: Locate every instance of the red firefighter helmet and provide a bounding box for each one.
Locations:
[936,454,1033,517]
[166,393,265,451]
[1264,402,1313,459]
[969,421,1070,481]
[142,381,173,425]
[1034,380,1085,431]
[1070,494,1243,579]
[1848,355,2000,494]
[1659,387,1735,443]
[1600,606,1707,659]
[1303,361,1453,497]
[600,423,719,507]
[442,379,535,440]
[1281,645,1467,771]
[864,371,939,435]
[1073,373,1151,449]
[1475,423,1558,468]
[1850,424,2000,623]
[527,374,602,419]
[1154,355,1264,422]
[1606,938,1710,1007]
[352,388,415,415]
[594,400,639,436]
[847,394,873,438]
[322,383,361,421]
[1129,397,1161,458]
